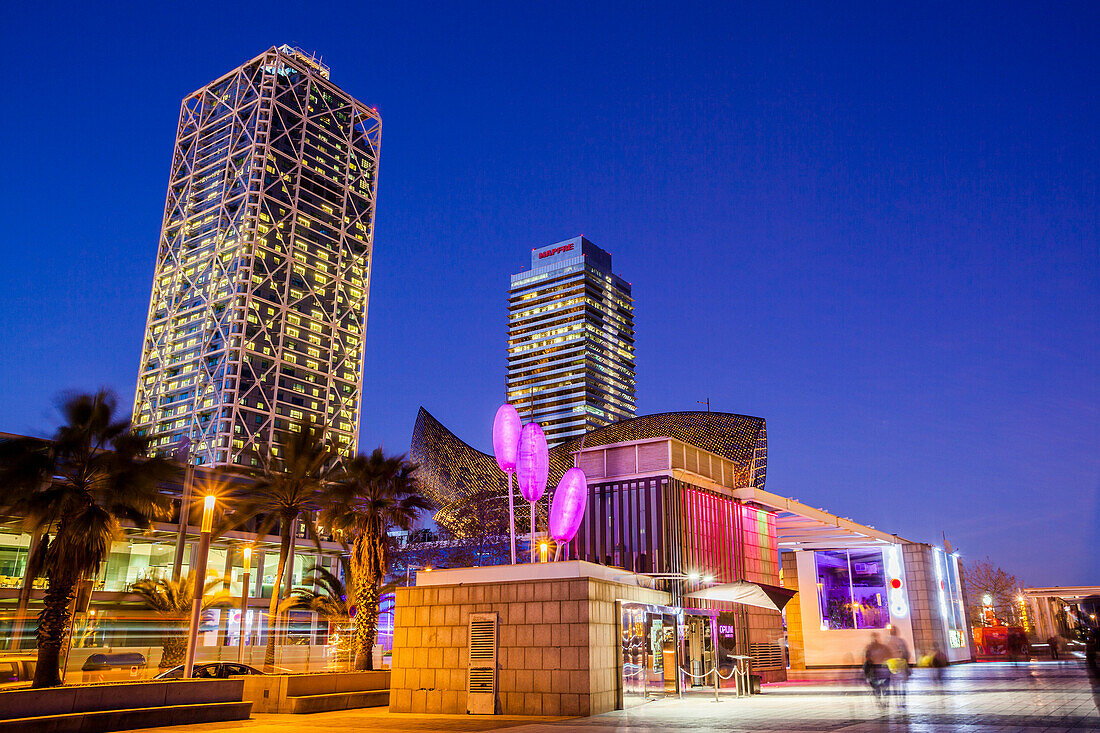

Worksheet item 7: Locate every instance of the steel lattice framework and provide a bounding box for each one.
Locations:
[133,46,381,467]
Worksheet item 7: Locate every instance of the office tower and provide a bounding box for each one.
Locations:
[132,46,381,467]
[507,237,636,445]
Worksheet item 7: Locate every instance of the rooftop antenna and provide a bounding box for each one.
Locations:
[697,398,711,412]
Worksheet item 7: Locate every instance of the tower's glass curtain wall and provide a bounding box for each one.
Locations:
[507,237,636,446]
[133,46,381,467]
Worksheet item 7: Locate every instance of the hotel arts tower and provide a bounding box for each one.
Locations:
[507,237,636,446]
[132,46,381,467]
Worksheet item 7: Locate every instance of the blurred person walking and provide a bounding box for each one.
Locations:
[886,627,911,710]
[863,634,891,707]
[1047,633,1063,661]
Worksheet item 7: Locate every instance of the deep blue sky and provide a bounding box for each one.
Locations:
[1,2,1096,585]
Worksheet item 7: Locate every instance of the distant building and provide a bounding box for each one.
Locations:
[507,237,635,446]
[132,46,381,467]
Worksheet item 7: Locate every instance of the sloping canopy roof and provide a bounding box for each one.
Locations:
[731,486,908,549]
[685,581,797,612]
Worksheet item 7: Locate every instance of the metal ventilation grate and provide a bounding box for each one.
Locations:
[469,618,497,662]
[468,667,495,693]
[467,612,498,714]
[749,642,784,670]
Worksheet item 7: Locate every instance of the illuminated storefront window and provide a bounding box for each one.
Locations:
[815,549,889,630]
[934,548,967,648]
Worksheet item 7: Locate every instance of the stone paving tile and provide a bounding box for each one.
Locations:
[124,661,1100,733]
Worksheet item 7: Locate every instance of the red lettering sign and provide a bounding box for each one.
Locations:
[538,243,575,259]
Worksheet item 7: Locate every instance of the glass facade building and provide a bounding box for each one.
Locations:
[132,45,381,466]
[507,237,635,446]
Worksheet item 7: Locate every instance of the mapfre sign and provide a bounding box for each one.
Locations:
[538,243,575,259]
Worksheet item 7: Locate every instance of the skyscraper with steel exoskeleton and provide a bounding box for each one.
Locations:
[507,237,636,446]
[132,46,381,467]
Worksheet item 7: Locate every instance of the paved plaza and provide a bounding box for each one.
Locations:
[130,661,1100,733]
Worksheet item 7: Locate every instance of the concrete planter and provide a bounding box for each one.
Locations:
[0,679,251,732]
[242,670,390,714]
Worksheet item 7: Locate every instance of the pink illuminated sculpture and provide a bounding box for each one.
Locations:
[549,467,588,560]
[492,404,521,564]
[515,423,549,502]
[516,422,549,562]
[492,404,521,474]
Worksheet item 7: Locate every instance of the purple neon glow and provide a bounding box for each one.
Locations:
[515,422,549,502]
[492,404,521,474]
[549,467,588,543]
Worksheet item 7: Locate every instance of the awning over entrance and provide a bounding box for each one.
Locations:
[730,486,909,550]
[685,580,797,612]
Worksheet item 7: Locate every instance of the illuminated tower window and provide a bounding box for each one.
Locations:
[507,237,636,446]
[132,45,381,467]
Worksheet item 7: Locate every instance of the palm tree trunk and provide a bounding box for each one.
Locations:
[264,514,294,672]
[352,531,385,671]
[161,628,188,668]
[351,580,376,669]
[33,567,76,688]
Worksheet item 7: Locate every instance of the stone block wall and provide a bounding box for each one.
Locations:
[390,573,667,716]
[902,543,940,657]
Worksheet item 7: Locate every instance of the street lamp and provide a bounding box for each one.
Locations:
[237,545,252,663]
[184,494,215,678]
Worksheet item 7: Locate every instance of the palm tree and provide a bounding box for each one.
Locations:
[217,420,337,671]
[322,449,431,670]
[129,572,233,668]
[279,561,356,666]
[0,390,172,687]
[279,561,354,623]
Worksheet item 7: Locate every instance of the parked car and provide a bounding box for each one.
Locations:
[0,656,35,686]
[155,662,265,679]
[81,652,147,683]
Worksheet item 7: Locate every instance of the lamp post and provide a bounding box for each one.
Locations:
[183,494,215,678]
[237,545,252,663]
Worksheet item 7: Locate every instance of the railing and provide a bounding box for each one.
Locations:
[678,654,754,700]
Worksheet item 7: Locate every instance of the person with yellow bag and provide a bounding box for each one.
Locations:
[886,627,912,710]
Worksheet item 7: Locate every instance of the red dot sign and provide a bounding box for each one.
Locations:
[890,578,902,589]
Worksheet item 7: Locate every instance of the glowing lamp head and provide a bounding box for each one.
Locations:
[515,422,549,502]
[982,594,993,606]
[200,494,216,532]
[549,467,588,544]
[243,546,253,563]
[492,404,521,474]
[687,571,701,581]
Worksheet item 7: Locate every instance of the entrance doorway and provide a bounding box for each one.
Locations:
[681,614,715,687]
[619,602,717,707]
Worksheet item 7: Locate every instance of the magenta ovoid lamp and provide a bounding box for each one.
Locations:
[515,422,549,562]
[549,467,588,561]
[492,404,521,564]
